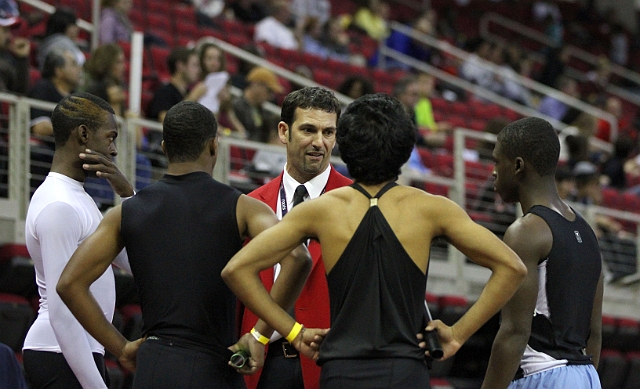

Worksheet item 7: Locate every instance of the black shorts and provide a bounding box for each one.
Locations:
[132,336,245,389]
[320,358,431,389]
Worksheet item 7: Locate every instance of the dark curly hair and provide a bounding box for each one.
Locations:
[337,94,416,184]
[497,117,559,176]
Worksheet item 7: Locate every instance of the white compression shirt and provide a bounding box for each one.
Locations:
[23,172,130,389]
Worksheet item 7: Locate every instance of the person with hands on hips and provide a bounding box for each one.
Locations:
[22,92,134,389]
[222,94,527,389]
[58,101,311,389]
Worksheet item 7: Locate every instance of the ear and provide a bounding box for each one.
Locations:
[161,140,167,156]
[514,157,525,173]
[278,121,289,144]
[78,124,90,145]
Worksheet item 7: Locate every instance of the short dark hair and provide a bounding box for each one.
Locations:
[167,47,195,75]
[51,92,115,147]
[337,94,415,184]
[41,49,68,80]
[497,117,559,176]
[163,101,218,163]
[45,7,77,38]
[280,87,341,131]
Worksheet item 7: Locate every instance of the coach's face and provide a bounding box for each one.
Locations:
[279,107,337,183]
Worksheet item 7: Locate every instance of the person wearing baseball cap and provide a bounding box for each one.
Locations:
[232,67,283,143]
[0,0,29,94]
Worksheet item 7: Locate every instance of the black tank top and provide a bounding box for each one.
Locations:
[121,172,243,358]
[525,205,601,364]
[317,182,427,365]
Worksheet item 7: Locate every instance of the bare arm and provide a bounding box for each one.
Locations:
[586,271,604,368]
[428,199,527,359]
[223,198,320,358]
[57,205,143,372]
[481,216,549,389]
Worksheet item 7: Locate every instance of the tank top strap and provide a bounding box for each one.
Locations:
[350,181,398,207]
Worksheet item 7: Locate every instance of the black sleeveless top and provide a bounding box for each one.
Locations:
[121,172,243,358]
[524,205,601,365]
[317,182,427,365]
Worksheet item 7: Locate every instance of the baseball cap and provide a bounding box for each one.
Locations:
[0,0,20,27]
[246,67,284,93]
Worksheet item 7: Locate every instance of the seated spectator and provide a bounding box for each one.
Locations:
[337,74,374,100]
[99,0,132,44]
[459,38,495,92]
[380,11,436,69]
[37,8,85,72]
[535,46,570,88]
[230,0,267,24]
[475,117,509,163]
[146,47,204,166]
[582,56,611,106]
[29,49,81,137]
[414,73,452,133]
[196,40,245,137]
[558,111,597,164]
[146,47,204,123]
[352,0,390,42]
[0,3,29,94]
[601,135,635,190]
[321,17,353,62]
[83,43,127,117]
[595,95,624,143]
[537,75,579,123]
[232,66,282,143]
[254,1,299,50]
[554,164,576,200]
[230,43,264,90]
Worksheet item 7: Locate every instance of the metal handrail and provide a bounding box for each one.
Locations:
[384,21,619,138]
[480,12,640,107]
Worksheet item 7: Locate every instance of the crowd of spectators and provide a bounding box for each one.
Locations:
[2,0,640,212]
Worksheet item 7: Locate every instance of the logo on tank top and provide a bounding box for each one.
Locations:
[574,231,582,243]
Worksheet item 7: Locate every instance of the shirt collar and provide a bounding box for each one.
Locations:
[282,163,331,205]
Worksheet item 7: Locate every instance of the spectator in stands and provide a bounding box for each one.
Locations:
[230,0,268,24]
[196,40,245,137]
[476,117,510,163]
[254,1,299,50]
[554,164,576,200]
[146,47,205,166]
[37,8,85,72]
[537,76,579,123]
[482,117,602,389]
[558,112,597,165]
[300,17,350,63]
[601,135,635,190]
[83,43,127,117]
[415,73,452,134]
[381,11,437,70]
[582,56,611,106]
[337,75,374,100]
[230,43,265,90]
[0,3,30,95]
[29,49,82,137]
[535,46,570,88]
[352,0,390,42]
[594,96,623,144]
[146,47,205,124]
[232,67,282,143]
[394,75,446,150]
[321,17,353,62]
[459,38,496,93]
[99,0,132,44]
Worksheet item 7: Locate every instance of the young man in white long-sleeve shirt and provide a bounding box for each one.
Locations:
[22,92,136,389]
